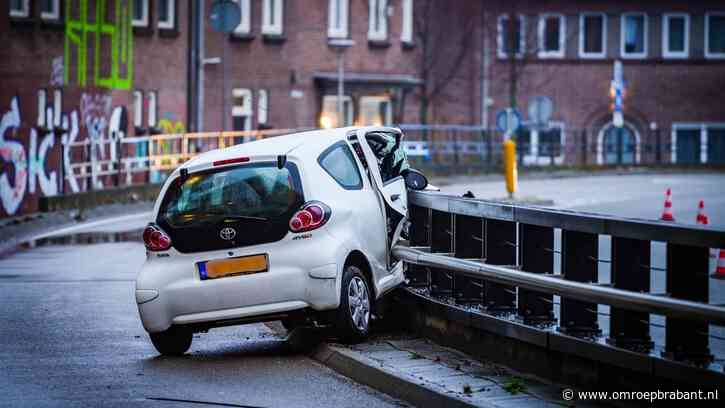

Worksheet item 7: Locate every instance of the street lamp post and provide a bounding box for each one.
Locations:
[328,39,354,127]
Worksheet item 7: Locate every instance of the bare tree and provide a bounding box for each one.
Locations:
[415,0,477,127]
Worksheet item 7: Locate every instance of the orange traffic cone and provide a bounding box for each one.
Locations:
[696,200,709,225]
[661,188,674,221]
[713,249,725,280]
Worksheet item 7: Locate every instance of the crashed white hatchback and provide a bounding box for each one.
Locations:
[136,126,430,355]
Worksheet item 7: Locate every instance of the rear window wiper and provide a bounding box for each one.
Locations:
[221,214,269,222]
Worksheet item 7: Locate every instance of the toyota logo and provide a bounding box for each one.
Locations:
[219,227,237,241]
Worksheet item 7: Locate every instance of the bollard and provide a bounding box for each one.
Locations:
[429,210,454,297]
[608,237,653,350]
[453,214,485,304]
[503,139,517,199]
[484,219,517,311]
[560,230,601,335]
[518,224,555,324]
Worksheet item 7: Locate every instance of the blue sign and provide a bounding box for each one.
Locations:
[210,0,242,33]
[496,108,522,133]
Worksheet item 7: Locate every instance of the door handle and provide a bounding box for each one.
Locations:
[391,194,400,201]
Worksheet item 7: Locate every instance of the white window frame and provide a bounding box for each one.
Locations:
[579,12,607,59]
[522,122,566,166]
[497,14,525,59]
[321,95,354,128]
[233,0,251,35]
[157,0,175,30]
[368,0,388,41]
[257,90,268,125]
[662,13,690,59]
[328,0,349,39]
[262,0,284,36]
[620,13,648,59]
[232,88,253,131]
[359,96,392,126]
[10,0,29,18]
[133,91,143,128]
[538,13,565,58]
[37,89,47,128]
[147,91,157,128]
[705,12,725,59]
[401,0,413,44]
[132,0,149,27]
[41,0,60,20]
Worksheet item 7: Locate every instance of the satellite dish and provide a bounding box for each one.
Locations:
[210,0,242,34]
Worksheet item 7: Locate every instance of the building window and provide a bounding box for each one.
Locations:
[41,0,60,20]
[538,14,565,58]
[257,90,268,125]
[10,0,29,18]
[401,0,413,44]
[579,13,606,58]
[37,89,47,128]
[521,123,565,165]
[233,0,251,35]
[621,13,647,58]
[320,95,353,128]
[328,0,349,39]
[133,91,143,128]
[705,12,725,59]
[132,0,149,27]
[232,89,253,131]
[368,0,388,41]
[359,96,392,126]
[262,0,284,36]
[498,14,525,59]
[157,0,175,30]
[662,14,689,58]
[147,91,157,128]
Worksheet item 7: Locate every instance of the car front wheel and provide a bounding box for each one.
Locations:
[336,265,371,343]
[149,326,192,356]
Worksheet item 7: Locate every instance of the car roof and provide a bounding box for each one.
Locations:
[182,126,398,168]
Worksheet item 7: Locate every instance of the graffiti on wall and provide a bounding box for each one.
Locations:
[50,57,64,87]
[64,0,133,90]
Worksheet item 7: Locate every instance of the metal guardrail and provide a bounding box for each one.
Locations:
[399,190,725,364]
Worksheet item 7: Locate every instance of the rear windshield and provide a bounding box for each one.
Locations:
[157,162,304,253]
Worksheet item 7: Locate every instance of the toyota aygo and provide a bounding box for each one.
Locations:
[136,126,430,355]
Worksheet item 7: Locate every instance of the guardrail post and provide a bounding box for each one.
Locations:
[484,219,516,311]
[519,224,555,324]
[664,243,712,364]
[454,214,484,304]
[608,237,653,350]
[430,210,454,297]
[560,230,601,335]
[407,204,430,287]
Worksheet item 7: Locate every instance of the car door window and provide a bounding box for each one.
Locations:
[365,132,410,183]
[318,142,363,190]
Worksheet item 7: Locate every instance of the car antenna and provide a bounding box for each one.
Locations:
[277,155,287,169]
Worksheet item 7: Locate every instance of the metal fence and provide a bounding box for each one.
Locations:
[397,190,725,368]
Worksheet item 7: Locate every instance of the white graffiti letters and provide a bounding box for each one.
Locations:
[0,97,29,215]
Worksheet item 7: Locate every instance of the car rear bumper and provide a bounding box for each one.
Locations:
[136,231,344,333]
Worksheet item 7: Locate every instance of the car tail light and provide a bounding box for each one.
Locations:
[289,201,331,233]
[143,224,172,251]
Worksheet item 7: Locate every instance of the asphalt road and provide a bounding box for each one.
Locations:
[0,241,406,408]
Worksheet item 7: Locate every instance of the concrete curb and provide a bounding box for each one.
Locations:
[309,342,482,408]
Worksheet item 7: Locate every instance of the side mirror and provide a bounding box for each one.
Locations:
[402,169,428,190]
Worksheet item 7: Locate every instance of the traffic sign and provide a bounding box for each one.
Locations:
[210,0,241,33]
[496,108,522,134]
[528,96,553,129]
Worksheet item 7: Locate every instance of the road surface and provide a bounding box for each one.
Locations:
[0,237,406,407]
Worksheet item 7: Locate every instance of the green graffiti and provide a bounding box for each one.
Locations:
[64,0,133,90]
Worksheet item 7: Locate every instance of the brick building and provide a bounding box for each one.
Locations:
[2,0,725,218]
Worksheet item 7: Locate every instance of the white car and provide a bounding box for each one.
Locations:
[136,126,429,355]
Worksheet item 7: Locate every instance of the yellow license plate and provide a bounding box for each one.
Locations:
[198,254,268,280]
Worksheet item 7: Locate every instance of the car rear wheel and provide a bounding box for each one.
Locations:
[335,265,371,343]
[149,327,192,356]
